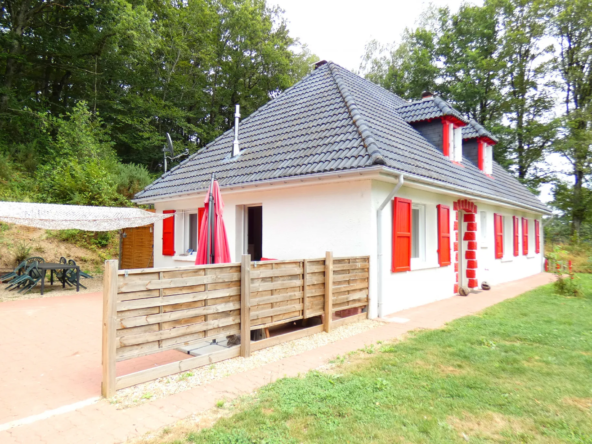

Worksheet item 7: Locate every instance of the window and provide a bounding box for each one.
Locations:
[484,144,493,175]
[452,127,463,162]
[188,213,198,251]
[411,205,426,263]
[504,216,513,258]
[183,208,205,254]
[480,211,487,240]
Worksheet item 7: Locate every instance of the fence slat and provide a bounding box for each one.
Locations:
[324,251,333,333]
[241,254,251,358]
[102,260,118,398]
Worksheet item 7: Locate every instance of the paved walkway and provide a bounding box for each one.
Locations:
[0,273,553,444]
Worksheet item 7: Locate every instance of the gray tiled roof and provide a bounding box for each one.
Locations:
[396,97,468,124]
[462,119,499,143]
[135,62,548,213]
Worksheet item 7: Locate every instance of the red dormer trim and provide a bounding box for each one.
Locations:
[441,115,467,128]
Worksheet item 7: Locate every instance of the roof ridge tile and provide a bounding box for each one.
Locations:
[327,62,385,166]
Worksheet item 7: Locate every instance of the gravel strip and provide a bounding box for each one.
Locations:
[112,319,381,408]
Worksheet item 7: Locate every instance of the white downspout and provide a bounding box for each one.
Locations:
[376,174,404,318]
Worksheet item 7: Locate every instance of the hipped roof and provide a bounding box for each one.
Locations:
[135,62,548,214]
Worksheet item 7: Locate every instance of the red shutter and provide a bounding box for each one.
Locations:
[162,210,176,256]
[437,205,451,266]
[442,119,450,157]
[198,207,205,238]
[535,220,540,254]
[522,218,528,255]
[392,198,412,272]
[513,216,519,256]
[494,213,504,259]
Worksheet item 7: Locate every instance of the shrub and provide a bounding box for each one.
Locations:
[547,246,583,297]
[114,163,153,200]
[13,240,33,265]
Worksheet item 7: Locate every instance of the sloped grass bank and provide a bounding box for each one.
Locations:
[158,276,592,444]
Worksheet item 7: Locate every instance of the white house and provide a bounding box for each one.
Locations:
[134,61,550,319]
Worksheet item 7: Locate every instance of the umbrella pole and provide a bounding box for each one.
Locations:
[206,175,214,264]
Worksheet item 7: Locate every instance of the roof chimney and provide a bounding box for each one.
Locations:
[232,104,240,156]
[421,91,433,100]
[314,60,327,70]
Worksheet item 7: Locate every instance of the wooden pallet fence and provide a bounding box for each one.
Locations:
[101,253,371,398]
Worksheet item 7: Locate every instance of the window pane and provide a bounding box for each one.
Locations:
[480,211,487,239]
[189,213,198,251]
[412,208,420,258]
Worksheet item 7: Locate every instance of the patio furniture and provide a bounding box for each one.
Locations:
[6,262,40,292]
[37,262,80,295]
[25,257,45,265]
[1,261,26,283]
[64,260,87,289]
[16,262,43,294]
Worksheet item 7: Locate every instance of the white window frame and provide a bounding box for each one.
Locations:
[503,215,513,261]
[484,143,493,175]
[480,210,488,245]
[453,127,463,162]
[411,204,426,266]
[184,211,199,255]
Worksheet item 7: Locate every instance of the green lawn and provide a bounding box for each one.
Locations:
[168,276,592,444]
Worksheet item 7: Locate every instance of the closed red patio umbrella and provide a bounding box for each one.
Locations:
[195,175,231,265]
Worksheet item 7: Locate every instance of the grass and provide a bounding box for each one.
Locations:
[154,276,592,444]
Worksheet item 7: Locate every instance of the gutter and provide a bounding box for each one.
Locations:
[135,166,550,216]
[376,174,404,318]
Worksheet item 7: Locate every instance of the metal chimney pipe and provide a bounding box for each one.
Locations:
[233,104,241,156]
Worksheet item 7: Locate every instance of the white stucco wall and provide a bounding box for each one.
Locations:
[150,177,545,319]
[153,179,373,267]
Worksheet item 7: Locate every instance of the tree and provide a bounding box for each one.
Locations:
[550,0,592,236]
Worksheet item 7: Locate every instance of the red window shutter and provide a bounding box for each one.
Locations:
[437,204,451,266]
[478,139,485,171]
[535,220,540,254]
[494,214,504,259]
[198,207,205,238]
[522,218,529,256]
[442,119,450,157]
[392,198,412,272]
[162,210,176,256]
[513,216,519,257]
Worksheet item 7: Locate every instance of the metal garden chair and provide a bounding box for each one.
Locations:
[17,262,43,294]
[1,261,26,283]
[64,259,86,289]
[7,262,40,293]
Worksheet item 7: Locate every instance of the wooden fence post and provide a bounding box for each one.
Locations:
[102,260,118,398]
[302,259,308,326]
[240,254,251,357]
[324,251,333,333]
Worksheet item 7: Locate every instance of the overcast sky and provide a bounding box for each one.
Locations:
[273,0,476,71]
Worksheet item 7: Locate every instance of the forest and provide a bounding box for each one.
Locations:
[1,0,591,247]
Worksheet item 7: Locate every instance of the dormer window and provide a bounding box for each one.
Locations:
[478,139,493,175]
[442,117,466,163]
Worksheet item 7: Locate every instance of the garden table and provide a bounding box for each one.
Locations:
[37,262,80,295]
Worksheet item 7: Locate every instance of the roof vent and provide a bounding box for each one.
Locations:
[232,104,240,157]
[314,60,327,70]
[421,91,433,100]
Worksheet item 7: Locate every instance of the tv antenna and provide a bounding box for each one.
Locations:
[163,133,189,173]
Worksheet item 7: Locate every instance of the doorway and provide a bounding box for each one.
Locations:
[246,206,263,261]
